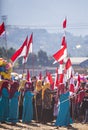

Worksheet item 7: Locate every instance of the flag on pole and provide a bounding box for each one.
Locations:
[61,36,67,48]
[65,58,74,80]
[75,74,81,91]
[10,36,28,63]
[23,33,33,64]
[54,67,59,87]
[39,72,42,80]
[62,18,67,29]
[0,22,5,36]
[53,45,67,64]
[26,69,31,81]
[69,75,75,94]
[48,72,54,85]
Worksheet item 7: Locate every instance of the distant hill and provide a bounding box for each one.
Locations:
[0,25,88,57]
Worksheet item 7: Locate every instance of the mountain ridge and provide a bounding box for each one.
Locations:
[0,26,88,57]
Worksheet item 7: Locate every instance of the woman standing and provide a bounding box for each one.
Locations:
[0,80,9,123]
[55,87,73,129]
[41,82,55,124]
[22,82,34,123]
[35,80,42,122]
[7,81,20,124]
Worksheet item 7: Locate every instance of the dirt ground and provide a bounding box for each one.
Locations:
[0,120,88,130]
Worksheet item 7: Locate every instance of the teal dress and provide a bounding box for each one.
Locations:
[0,88,9,122]
[7,91,20,123]
[55,91,73,126]
[22,91,34,123]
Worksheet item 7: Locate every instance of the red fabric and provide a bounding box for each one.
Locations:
[39,72,42,80]
[9,81,19,98]
[23,33,33,63]
[59,74,64,84]
[65,58,72,70]
[58,83,65,94]
[47,72,54,85]
[63,18,67,28]
[55,67,59,87]
[69,84,74,93]
[53,46,66,62]
[61,36,67,47]
[11,36,28,62]
[0,22,5,35]
[26,69,30,81]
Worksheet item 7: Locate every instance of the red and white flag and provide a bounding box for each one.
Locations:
[0,22,5,36]
[26,69,31,82]
[61,36,67,48]
[69,75,75,94]
[62,18,67,29]
[10,36,28,63]
[54,67,59,87]
[53,45,67,64]
[75,74,81,92]
[38,72,42,80]
[23,33,33,64]
[58,62,64,84]
[65,58,74,80]
[48,72,54,85]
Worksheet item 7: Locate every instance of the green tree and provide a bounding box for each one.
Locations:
[37,50,49,66]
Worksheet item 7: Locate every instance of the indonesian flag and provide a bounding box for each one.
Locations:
[54,67,59,87]
[11,36,28,63]
[65,58,72,79]
[0,22,5,36]
[75,74,81,92]
[53,45,67,64]
[58,63,64,84]
[48,72,54,85]
[62,18,67,29]
[23,33,33,64]
[65,58,74,80]
[47,72,54,90]
[39,72,42,80]
[69,75,75,94]
[26,69,31,82]
[61,36,67,48]
[59,36,67,64]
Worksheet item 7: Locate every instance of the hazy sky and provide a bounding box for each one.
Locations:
[1,0,88,36]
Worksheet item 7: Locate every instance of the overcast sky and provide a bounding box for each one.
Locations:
[1,0,88,36]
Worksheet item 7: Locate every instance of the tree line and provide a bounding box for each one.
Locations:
[0,47,57,68]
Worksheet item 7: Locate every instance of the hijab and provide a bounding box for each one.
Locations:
[42,82,50,100]
[0,80,9,96]
[9,81,19,98]
[36,80,42,92]
[24,81,32,94]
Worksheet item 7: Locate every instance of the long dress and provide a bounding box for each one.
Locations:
[22,91,34,123]
[0,88,9,122]
[7,91,20,123]
[55,91,73,127]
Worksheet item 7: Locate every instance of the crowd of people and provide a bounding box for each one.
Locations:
[0,74,88,129]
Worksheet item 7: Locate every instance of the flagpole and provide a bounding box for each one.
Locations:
[32,33,34,76]
[4,23,8,60]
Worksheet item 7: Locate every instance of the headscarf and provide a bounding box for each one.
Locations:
[42,82,50,100]
[36,80,42,92]
[9,81,19,98]
[24,81,32,94]
[0,80,9,96]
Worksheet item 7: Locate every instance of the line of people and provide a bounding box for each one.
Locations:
[0,76,88,129]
